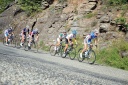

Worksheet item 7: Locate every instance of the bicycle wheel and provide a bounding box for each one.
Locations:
[24,41,28,51]
[49,45,56,56]
[78,48,85,62]
[10,38,16,48]
[69,48,76,60]
[60,45,64,57]
[31,42,38,52]
[87,50,96,64]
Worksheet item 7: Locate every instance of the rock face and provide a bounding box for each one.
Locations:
[0,0,127,46]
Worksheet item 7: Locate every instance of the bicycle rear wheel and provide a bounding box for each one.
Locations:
[87,50,96,64]
[10,38,16,48]
[49,45,57,56]
[78,48,85,62]
[69,48,76,60]
[59,45,64,57]
[24,41,28,51]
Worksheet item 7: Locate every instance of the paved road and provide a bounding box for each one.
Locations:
[0,43,128,85]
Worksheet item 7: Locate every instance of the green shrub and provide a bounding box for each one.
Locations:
[18,0,42,16]
[115,17,126,25]
[84,13,96,19]
[107,0,128,6]
[0,0,14,13]
[39,40,50,51]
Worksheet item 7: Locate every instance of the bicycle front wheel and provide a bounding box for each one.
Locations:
[24,41,28,51]
[69,48,76,60]
[49,45,56,56]
[87,50,96,64]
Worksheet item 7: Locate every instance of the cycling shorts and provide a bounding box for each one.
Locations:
[4,33,9,37]
[65,38,72,44]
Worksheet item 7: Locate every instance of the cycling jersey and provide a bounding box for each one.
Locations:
[31,30,38,36]
[8,28,13,34]
[65,33,76,44]
[66,33,76,39]
[4,29,9,37]
[22,28,29,35]
[84,32,97,44]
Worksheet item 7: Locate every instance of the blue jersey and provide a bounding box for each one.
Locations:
[84,32,97,44]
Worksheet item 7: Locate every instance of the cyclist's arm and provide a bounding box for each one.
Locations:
[74,38,77,44]
[94,37,98,46]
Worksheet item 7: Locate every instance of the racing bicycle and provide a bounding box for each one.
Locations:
[78,44,96,64]
[3,34,16,47]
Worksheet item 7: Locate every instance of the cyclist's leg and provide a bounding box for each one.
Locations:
[80,40,88,58]
[5,33,8,45]
[64,38,69,54]
[28,35,33,47]
[20,34,25,46]
[55,38,60,50]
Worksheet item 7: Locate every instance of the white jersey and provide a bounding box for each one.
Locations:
[66,34,74,39]
[4,29,8,34]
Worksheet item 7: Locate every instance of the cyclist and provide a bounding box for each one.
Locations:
[28,28,39,47]
[20,25,29,46]
[55,31,67,50]
[63,30,77,55]
[80,29,99,58]
[4,26,14,45]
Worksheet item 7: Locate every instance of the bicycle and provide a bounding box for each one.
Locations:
[62,44,77,60]
[49,40,64,57]
[78,44,96,64]
[3,34,16,47]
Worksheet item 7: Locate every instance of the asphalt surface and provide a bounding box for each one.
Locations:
[0,43,128,85]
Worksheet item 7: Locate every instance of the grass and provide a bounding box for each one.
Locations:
[96,40,128,70]
[39,40,50,51]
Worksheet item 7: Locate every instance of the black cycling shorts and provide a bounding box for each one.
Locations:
[65,38,72,44]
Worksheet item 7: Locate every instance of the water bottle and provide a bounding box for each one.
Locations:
[8,39,11,42]
[85,51,88,57]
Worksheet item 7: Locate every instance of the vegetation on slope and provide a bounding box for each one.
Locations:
[0,0,14,13]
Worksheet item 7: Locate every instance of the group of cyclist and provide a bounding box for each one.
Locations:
[4,25,39,48]
[55,29,99,57]
[4,24,99,56]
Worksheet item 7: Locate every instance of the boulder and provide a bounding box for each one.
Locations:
[100,14,110,23]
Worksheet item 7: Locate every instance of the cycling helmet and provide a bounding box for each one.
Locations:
[94,29,99,34]
[35,28,38,31]
[72,30,77,35]
[60,33,63,37]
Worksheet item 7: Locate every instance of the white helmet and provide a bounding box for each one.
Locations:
[94,29,99,34]
[35,28,38,31]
